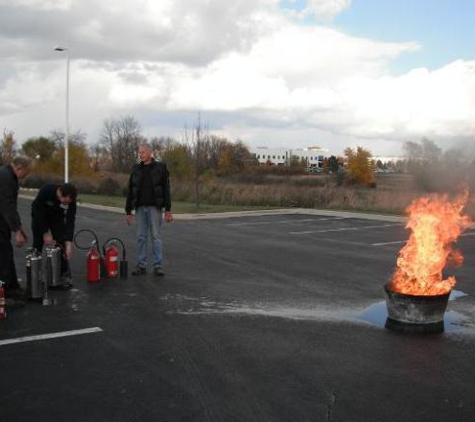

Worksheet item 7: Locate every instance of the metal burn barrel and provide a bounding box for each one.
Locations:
[383,284,451,334]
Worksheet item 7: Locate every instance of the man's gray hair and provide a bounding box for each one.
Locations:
[11,155,33,169]
[139,142,153,151]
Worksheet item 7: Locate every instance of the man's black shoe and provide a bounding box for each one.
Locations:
[6,297,26,308]
[5,286,27,300]
[131,266,146,276]
[50,276,74,290]
[154,267,165,276]
[50,282,73,291]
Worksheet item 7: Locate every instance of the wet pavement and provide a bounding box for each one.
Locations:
[2,198,475,421]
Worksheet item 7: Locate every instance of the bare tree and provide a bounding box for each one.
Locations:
[50,129,86,146]
[0,129,16,165]
[183,113,209,209]
[403,138,442,162]
[99,116,144,173]
[149,136,178,160]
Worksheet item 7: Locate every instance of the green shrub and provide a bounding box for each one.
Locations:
[22,173,62,188]
[70,176,97,194]
[97,177,121,196]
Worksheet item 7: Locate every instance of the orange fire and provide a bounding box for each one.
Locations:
[390,189,472,296]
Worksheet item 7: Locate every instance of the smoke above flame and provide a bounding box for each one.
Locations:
[390,189,472,296]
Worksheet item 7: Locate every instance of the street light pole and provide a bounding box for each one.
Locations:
[54,46,70,183]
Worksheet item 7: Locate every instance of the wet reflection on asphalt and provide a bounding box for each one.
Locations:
[161,290,475,336]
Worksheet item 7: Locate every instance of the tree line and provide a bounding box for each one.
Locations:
[3,117,469,192]
[1,116,258,180]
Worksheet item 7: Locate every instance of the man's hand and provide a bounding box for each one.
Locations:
[14,228,27,247]
[126,214,134,226]
[164,211,174,223]
[43,232,53,246]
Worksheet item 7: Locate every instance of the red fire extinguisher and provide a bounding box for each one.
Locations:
[104,242,119,278]
[0,280,7,322]
[86,242,101,283]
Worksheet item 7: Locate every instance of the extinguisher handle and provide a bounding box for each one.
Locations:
[103,237,127,260]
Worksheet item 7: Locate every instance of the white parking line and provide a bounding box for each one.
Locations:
[227,218,315,227]
[372,240,405,246]
[372,229,475,246]
[226,218,331,227]
[0,327,103,347]
[290,223,400,235]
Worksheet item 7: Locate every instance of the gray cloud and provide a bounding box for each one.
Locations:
[0,0,268,65]
[1,0,473,158]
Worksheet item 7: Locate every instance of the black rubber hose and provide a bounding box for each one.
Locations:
[73,229,100,251]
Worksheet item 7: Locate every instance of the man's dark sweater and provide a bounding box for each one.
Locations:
[31,184,77,242]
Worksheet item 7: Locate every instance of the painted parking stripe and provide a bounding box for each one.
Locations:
[0,327,103,347]
[290,223,401,235]
[226,217,345,227]
[372,240,405,246]
[372,229,475,246]
[227,218,316,227]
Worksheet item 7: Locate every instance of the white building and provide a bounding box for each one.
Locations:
[251,146,331,169]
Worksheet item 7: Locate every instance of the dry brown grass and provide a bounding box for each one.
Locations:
[170,173,409,215]
[26,168,475,218]
[171,171,475,217]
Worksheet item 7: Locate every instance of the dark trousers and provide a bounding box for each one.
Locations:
[0,240,19,290]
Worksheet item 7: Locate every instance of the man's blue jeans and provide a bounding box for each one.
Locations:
[135,206,163,268]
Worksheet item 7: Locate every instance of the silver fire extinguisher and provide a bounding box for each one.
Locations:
[44,244,62,288]
[26,248,43,300]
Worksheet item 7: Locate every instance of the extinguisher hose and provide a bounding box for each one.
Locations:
[103,237,127,260]
[73,229,101,252]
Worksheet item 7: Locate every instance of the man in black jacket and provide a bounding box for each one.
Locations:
[31,183,77,289]
[125,143,173,276]
[0,156,32,306]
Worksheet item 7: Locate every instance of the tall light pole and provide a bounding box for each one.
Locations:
[54,46,70,183]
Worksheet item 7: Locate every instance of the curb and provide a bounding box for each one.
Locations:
[19,194,405,223]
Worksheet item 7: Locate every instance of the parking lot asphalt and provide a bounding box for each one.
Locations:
[2,198,475,422]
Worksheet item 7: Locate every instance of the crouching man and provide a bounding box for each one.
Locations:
[31,183,77,289]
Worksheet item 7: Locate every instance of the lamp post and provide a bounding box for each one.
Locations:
[54,46,70,183]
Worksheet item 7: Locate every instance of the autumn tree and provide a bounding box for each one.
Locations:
[217,140,253,176]
[160,144,194,180]
[22,136,57,163]
[344,146,375,186]
[57,141,94,177]
[204,135,230,170]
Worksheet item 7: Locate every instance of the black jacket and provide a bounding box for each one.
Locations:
[0,164,22,241]
[125,159,171,214]
[31,184,77,241]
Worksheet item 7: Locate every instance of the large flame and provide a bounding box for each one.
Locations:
[390,189,472,296]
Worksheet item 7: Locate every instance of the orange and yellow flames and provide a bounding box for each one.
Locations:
[390,189,472,296]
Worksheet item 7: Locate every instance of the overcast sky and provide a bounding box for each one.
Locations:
[1,0,474,157]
